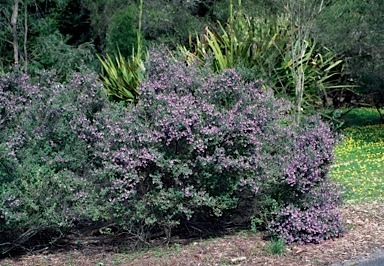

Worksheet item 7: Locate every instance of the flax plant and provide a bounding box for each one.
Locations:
[97,0,145,104]
[97,50,141,103]
[183,0,253,72]
[180,0,346,117]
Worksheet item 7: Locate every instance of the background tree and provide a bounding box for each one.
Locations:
[0,0,96,75]
[106,3,138,56]
[314,0,384,97]
[81,0,130,52]
[10,0,19,65]
[0,0,28,71]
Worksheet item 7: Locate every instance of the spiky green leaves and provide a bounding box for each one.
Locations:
[97,50,144,104]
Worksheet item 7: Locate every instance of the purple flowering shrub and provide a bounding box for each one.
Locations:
[262,116,345,243]
[81,51,293,233]
[88,49,343,243]
[127,53,290,213]
[0,49,344,252]
[0,68,106,253]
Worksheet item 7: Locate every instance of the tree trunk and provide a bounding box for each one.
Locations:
[11,0,19,66]
[23,0,28,72]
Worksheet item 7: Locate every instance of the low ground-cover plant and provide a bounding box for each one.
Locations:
[329,120,384,202]
[0,48,343,253]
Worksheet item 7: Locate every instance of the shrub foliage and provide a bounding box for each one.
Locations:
[0,49,343,253]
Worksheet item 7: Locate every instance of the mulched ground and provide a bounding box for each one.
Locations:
[1,200,384,266]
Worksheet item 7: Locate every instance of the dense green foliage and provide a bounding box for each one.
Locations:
[315,0,384,91]
[106,4,138,56]
[0,0,95,72]
[181,9,345,113]
[1,0,382,103]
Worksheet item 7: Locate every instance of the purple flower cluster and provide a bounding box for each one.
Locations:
[267,181,344,244]
[268,203,344,244]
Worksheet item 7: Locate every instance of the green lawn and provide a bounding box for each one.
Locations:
[329,108,384,202]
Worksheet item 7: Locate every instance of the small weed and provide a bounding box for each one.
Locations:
[203,254,214,263]
[127,253,139,261]
[265,238,286,255]
[112,255,125,264]
[250,215,263,233]
[345,223,355,231]
[147,243,184,258]
[219,257,230,265]
[65,259,76,266]
[241,230,250,237]
[312,258,325,265]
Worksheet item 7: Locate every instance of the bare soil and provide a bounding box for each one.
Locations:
[1,200,384,266]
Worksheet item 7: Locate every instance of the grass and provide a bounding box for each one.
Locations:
[340,107,383,127]
[329,108,384,202]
